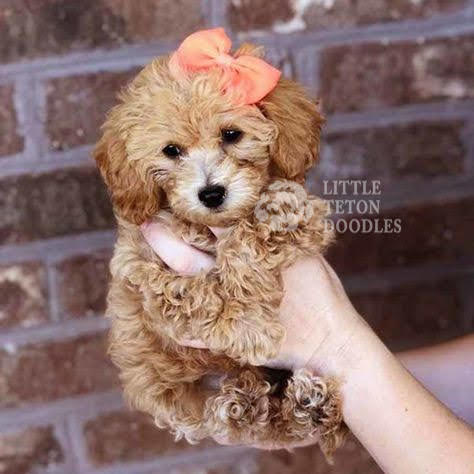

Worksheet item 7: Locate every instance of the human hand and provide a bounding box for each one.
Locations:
[141,219,474,471]
[141,218,367,376]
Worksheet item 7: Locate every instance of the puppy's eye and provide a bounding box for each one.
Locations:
[221,129,243,144]
[162,144,181,158]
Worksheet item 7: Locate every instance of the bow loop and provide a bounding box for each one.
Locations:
[169,28,281,104]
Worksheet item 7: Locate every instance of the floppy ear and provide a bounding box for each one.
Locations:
[93,122,160,226]
[93,57,175,225]
[259,79,324,181]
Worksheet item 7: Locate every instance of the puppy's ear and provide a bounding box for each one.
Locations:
[259,79,324,181]
[93,124,160,225]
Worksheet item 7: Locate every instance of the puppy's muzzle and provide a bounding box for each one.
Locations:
[198,184,226,208]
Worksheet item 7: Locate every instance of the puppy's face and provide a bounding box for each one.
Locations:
[95,54,323,226]
[130,79,276,226]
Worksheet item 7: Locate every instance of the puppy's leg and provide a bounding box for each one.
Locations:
[107,279,219,442]
[132,261,285,366]
[252,179,334,266]
[204,368,274,444]
[277,370,346,460]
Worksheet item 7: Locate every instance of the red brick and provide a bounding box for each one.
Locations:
[327,196,474,274]
[0,262,48,330]
[0,425,64,474]
[0,0,205,63]
[84,409,211,467]
[55,250,112,319]
[0,333,118,408]
[229,0,467,33]
[320,35,474,113]
[321,121,465,180]
[0,85,23,157]
[351,275,473,349]
[45,69,138,150]
[229,0,294,32]
[0,167,114,245]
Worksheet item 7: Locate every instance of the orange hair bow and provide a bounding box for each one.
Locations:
[169,28,281,105]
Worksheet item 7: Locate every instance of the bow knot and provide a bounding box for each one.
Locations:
[169,28,281,105]
[215,53,234,67]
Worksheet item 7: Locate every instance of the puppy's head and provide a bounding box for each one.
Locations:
[94,45,324,227]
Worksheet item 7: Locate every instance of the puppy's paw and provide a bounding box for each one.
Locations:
[280,370,346,460]
[205,370,272,442]
[254,180,314,234]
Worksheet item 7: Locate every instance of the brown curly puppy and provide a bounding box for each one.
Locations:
[93,41,346,458]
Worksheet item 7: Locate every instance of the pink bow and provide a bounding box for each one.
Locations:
[169,28,281,105]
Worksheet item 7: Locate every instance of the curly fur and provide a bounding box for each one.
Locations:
[93,41,346,458]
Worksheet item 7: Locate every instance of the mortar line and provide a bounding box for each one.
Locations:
[293,46,320,93]
[0,316,109,347]
[54,420,81,474]
[0,230,115,265]
[45,257,61,323]
[325,101,474,133]
[0,391,122,429]
[66,412,100,474]
[12,76,36,162]
[343,259,474,294]
[369,175,474,210]
[80,446,248,474]
[32,73,50,158]
[66,395,143,473]
[1,100,473,179]
[0,149,94,179]
[0,42,175,80]
[310,173,474,209]
[209,0,231,30]
[0,9,473,80]
[461,117,474,175]
[252,7,474,51]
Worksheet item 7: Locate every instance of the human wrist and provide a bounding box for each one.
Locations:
[305,310,383,381]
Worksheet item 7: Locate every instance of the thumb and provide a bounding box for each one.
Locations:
[141,221,216,275]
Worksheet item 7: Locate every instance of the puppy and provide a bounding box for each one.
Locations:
[94,29,345,457]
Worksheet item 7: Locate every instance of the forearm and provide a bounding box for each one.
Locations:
[397,334,474,425]
[310,323,474,474]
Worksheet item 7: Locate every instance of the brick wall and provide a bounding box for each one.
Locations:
[0,1,473,473]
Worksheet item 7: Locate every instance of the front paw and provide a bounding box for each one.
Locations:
[280,370,346,459]
[205,370,272,442]
[254,180,315,234]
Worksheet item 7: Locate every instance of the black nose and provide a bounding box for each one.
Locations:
[198,185,226,208]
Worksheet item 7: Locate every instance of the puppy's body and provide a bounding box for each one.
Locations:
[95,45,345,456]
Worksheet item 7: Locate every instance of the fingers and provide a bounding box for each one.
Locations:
[141,221,216,275]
